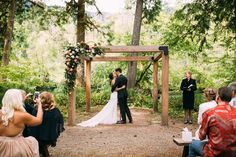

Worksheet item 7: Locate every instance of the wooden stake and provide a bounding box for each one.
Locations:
[85,61,91,112]
[68,88,76,126]
[161,52,169,126]
[152,61,158,112]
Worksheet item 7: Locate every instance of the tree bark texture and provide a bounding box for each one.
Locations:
[76,0,85,86]
[2,0,16,66]
[127,0,143,88]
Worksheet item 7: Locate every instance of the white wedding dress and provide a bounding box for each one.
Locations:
[77,92,118,127]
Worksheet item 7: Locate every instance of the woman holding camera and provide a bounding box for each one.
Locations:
[29,92,64,157]
[0,89,43,157]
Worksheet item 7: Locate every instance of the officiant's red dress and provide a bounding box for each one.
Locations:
[180,78,197,109]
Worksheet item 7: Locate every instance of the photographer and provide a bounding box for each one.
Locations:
[28,92,64,157]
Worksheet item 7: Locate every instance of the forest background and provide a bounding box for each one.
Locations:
[0,0,235,120]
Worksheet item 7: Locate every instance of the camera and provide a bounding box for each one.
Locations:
[33,91,40,100]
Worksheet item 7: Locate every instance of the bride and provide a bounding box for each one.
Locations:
[77,72,125,127]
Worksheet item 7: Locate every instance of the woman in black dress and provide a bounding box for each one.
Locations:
[180,71,197,124]
[29,92,64,157]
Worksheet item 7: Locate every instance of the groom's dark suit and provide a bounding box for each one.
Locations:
[112,74,132,123]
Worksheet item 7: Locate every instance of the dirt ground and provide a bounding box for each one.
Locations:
[49,107,198,157]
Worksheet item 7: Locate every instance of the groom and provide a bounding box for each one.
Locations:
[112,68,133,124]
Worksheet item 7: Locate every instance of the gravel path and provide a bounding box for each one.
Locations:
[49,108,198,157]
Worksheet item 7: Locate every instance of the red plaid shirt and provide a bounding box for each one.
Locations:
[199,102,236,157]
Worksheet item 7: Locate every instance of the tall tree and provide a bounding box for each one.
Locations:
[65,0,101,125]
[76,0,86,86]
[0,0,45,65]
[66,0,100,86]
[127,0,143,88]
[127,0,161,88]
[2,0,16,66]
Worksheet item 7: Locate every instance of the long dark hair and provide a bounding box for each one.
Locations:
[109,73,113,85]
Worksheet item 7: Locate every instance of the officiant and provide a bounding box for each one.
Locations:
[180,71,197,124]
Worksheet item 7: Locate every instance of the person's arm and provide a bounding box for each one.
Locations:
[22,98,43,126]
[180,80,186,91]
[197,104,203,124]
[116,85,125,91]
[199,111,210,140]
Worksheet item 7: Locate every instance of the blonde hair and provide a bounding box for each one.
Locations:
[1,89,26,126]
[40,92,56,110]
[186,71,192,76]
[204,88,216,101]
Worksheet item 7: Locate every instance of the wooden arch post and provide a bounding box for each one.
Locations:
[160,46,169,126]
[68,88,76,126]
[85,60,91,112]
[152,60,158,112]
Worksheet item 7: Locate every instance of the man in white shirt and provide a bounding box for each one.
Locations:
[228,82,236,108]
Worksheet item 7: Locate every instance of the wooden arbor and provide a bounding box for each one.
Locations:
[68,46,169,126]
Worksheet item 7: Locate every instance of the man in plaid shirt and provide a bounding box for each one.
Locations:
[189,87,236,157]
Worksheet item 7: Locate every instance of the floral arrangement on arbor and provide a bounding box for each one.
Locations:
[64,42,104,90]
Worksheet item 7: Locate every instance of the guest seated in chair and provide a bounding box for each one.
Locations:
[29,92,64,157]
[188,87,236,157]
[0,89,43,157]
[228,82,236,107]
[195,88,217,139]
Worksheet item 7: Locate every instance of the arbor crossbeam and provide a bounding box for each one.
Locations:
[92,54,162,62]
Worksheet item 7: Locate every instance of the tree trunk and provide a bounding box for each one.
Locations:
[76,0,85,86]
[2,0,16,66]
[127,0,143,88]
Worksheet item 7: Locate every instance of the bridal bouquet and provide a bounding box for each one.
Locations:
[64,42,104,90]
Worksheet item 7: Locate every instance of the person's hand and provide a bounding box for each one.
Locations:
[34,97,42,107]
[115,87,119,91]
[25,93,32,99]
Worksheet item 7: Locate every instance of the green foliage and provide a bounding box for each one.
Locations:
[125,0,162,23]
[0,62,56,105]
[165,91,205,118]
[128,87,153,108]
[163,0,236,53]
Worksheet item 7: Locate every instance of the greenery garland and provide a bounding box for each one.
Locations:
[64,42,104,90]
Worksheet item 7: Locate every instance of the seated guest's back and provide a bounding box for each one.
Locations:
[199,87,236,157]
[194,88,217,139]
[197,88,217,125]
[0,89,43,157]
[29,92,64,157]
[228,82,236,107]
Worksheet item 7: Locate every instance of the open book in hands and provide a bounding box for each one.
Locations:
[188,84,194,88]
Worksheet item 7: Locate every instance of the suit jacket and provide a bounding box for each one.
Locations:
[111,74,128,98]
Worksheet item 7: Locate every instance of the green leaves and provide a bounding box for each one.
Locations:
[166,0,235,52]
[143,0,161,23]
